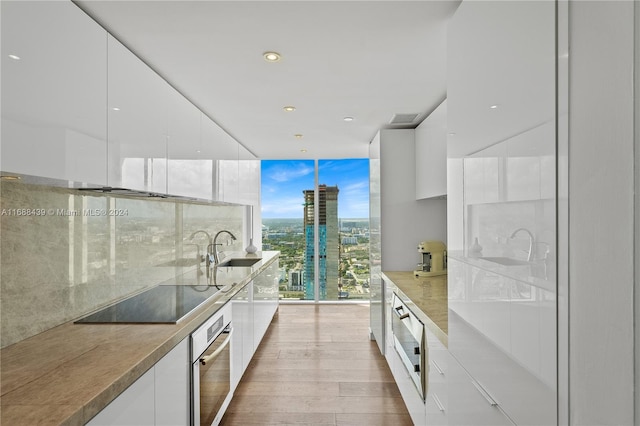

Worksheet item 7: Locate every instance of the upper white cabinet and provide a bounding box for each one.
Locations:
[217,145,240,203]
[415,100,447,200]
[204,116,241,202]
[166,88,202,198]
[1,1,107,185]
[107,35,169,193]
[447,0,555,158]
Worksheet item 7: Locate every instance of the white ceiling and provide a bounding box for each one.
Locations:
[75,0,461,160]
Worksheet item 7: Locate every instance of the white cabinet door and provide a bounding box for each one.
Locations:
[155,339,190,426]
[415,100,447,200]
[88,338,189,426]
[253,261,279,349]
[238,144,260,248]
[197,118,241,203]
[87,367,155,426]
[446,352,512,426]
[1,1,107,185]
[218,145,240,203]
[107,35,169,193]
[447,0,555,158]
[166,90,201,198]
[231,281,254,389]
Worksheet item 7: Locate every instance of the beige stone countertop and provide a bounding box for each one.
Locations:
[382,271,448,347]
[0,251,279,426]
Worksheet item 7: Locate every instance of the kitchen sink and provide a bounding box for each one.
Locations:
[217,258,261,267]
[479,256,531,266]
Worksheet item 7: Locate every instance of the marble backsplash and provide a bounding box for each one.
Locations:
[0,179,243,348]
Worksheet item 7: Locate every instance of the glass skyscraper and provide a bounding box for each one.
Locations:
[303,185,339,300]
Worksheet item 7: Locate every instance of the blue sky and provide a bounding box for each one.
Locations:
[261,159,369,219]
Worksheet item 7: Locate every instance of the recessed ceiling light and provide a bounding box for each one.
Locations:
[294,134,303,139]
[111,107,120,111]
[8,54,20,60]
[490,104,499,109]
[263,51,281,62]
[196,149,201,153]
[343,116,354,122]
[448,132,456,136]
[300,149,307,153]
[283,106,296,112]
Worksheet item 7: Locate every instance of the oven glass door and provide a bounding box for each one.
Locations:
[391,297,426,399]
[193,325,232,426]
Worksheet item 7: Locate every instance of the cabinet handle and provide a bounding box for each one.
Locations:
[432,394,445,412]
[471,380,498,406]
[431,359,444,375]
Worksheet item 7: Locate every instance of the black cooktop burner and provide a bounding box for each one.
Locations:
[75,285,220,324]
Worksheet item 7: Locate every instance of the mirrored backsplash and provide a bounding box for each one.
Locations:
[0,176,243,348]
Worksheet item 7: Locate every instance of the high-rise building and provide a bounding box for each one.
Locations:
[303,184,339,300]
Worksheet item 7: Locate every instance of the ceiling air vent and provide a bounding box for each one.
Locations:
[389,113,420,125]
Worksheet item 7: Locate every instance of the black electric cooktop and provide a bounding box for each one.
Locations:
[75,285,220,324]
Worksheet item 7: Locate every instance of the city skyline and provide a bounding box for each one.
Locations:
[261,159,369,219]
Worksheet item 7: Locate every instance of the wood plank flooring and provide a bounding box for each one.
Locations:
[221,304,412,426]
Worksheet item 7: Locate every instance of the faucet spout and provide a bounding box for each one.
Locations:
[211,230,237,265]
[509,227,535,262]
[189,230,213,278]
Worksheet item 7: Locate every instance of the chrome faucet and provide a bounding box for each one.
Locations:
[509,227,535,262]
[189,230,213,278]
[210,230,237,265]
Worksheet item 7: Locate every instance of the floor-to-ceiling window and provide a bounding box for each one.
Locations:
[318,159,370,301]
[261,159,369,302]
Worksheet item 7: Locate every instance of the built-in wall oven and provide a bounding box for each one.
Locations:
[191,304,232,426]
[391,293,426,400]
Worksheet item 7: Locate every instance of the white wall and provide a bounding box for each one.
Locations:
[379,129,447,271]
[568,2,635,424]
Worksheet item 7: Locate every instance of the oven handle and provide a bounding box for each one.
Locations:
[199,327,233,366]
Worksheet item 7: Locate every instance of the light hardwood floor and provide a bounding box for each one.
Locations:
[221,303,413,426]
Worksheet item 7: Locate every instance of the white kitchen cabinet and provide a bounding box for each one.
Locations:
[445,351,513,426]
[87,339,189,426]
[1,1,107,185]
[415,100,447,200]
[238,144,261,247]
[447,0,555,159]
[425,329,449,426]
[107,35,169,193]
[199,115,242,202]
[253,260,279,349]
[154,339,190,426]
[166,89,202,198]
[87,366,155,426]
[231,281,254,390]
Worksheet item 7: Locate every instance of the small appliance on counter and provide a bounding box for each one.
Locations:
[414,240,447,277]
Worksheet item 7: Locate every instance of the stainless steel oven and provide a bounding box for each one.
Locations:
[391,293,426,400]
[191,304,232,426]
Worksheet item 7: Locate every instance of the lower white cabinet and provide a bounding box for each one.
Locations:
[88,339,188,426]
[231,259,280,390]
[154,339,190,426]
[252,262,279,349]
[231,281,254,390]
